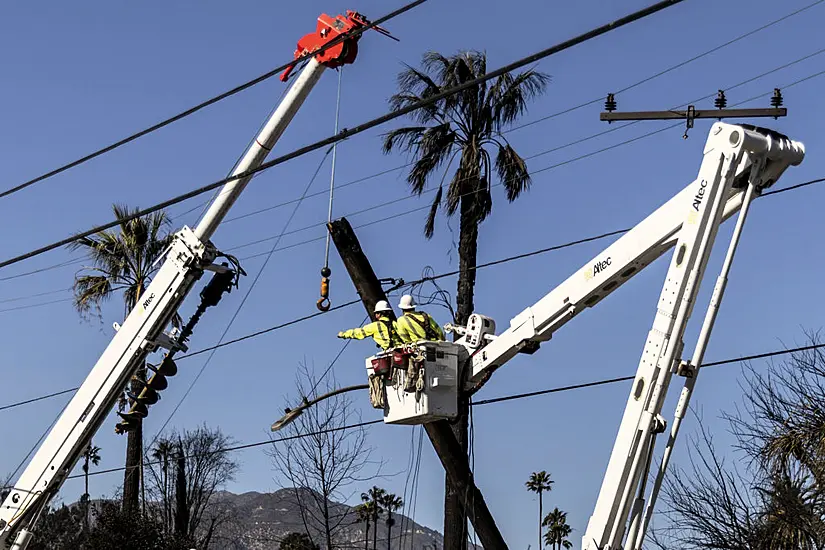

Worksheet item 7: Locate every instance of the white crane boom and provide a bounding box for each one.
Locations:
[0,11,386,548]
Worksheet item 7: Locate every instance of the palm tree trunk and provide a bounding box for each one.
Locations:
[538,490,543,550]
[84,457,90,532]
[122,404,143,513]
[365,520,370,550]
[444,197,479,550]
[373,511,379,550]
[123,284,145,514]
[174,448,189,536]
[386,513,392,550]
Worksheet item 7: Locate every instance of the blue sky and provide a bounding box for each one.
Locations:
[0,0,823,547]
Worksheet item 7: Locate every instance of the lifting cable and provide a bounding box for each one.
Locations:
[317,67,344,311]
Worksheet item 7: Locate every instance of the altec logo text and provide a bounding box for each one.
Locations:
[142,293,155,310]
[593,257,611,275]
[692,179,708,211]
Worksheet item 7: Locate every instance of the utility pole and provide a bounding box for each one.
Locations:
[327,217,508,549]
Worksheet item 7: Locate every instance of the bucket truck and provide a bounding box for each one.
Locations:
[0,11,390,549]
[366,121,805,548]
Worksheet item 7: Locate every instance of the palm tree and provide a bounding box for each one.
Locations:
[81,444,101,530]
[542,508,572,550]
[380,493,403,550]
[361,486,386,550]
[69,203,174,514]
[754,470,823,548]
[526,471,554,549]
[152,438,175,532]
[382,51,548,548]
[355,502,374,550]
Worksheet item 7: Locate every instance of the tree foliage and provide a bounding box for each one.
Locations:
[145,424,240,548]
[382,50,549,550]
[651,331,825,549]
[542,507,572,550]
[26,501,193,550]
[280,532,320,550]
[69,203,176,513]
[526,471,554,550]
[268,362,381,550]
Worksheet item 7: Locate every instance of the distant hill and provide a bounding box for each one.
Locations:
[207,488,446,550]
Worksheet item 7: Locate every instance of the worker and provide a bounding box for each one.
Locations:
[337,300,402,350]
[395,294,446,344]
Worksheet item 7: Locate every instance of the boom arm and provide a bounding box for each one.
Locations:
[0,12,381,548]
[455,122,803,549]
[463,124,803,388]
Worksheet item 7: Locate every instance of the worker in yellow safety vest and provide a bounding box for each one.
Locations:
[395,294,446,344]
[337,300,402,350]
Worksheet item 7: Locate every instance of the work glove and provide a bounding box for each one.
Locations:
[337,331,345,338]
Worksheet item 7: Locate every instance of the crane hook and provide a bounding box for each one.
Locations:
[316,267,331,311]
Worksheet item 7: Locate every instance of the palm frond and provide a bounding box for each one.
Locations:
[496,142,532,201]
[406,123,457,195]
[424,185,443,239]
[73,274,114,319]
[381,126,428,155]
[391,63,445,124]
[489,69,550,129]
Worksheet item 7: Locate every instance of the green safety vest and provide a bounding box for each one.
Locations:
[397,312,445,343]
[339,319,402,350]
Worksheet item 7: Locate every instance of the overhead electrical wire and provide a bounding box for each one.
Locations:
[4,0,816,210]
[18,341,820,486]
[3,39,821,291]
[1,172,823,415]
[147,146,335,445]
[0,0,685,272]
[506,0,825,134]
[0,0,431,201]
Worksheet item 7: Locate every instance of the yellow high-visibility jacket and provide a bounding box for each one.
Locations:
[396,311,445,344]
[338,319,402,350]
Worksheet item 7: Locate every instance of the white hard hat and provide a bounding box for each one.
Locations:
[398,294,416,310]
[374,300,392,314]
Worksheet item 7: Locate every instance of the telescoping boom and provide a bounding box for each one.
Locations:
[0,11,388,549]
[367,122,804,549]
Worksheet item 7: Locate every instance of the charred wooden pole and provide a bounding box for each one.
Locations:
[327,217,507,549]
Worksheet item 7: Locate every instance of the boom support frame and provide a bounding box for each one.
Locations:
[459,122,804,549]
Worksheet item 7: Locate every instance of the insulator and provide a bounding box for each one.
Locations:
[714,90,727,109]
[604,93,617,112]
[771,88,783,108]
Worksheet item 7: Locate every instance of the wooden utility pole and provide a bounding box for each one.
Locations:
[327,217,507,549]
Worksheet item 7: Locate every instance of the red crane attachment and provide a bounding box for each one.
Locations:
[280,11,397,82]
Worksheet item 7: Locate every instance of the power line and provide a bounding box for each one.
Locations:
[148,147,334,443]
[472,343,825,406]
[0,287,70,305]
[0,388,77,413]
[506,0,825,133]
[0,0,430,201]
[0,0,683,272]
[40,342,825,483]
[158,8,825,232]
[65,419,384,480]
[2,173,822,415]
[4,39,820,291]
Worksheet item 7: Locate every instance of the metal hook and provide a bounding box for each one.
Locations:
[316,272,331,311]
